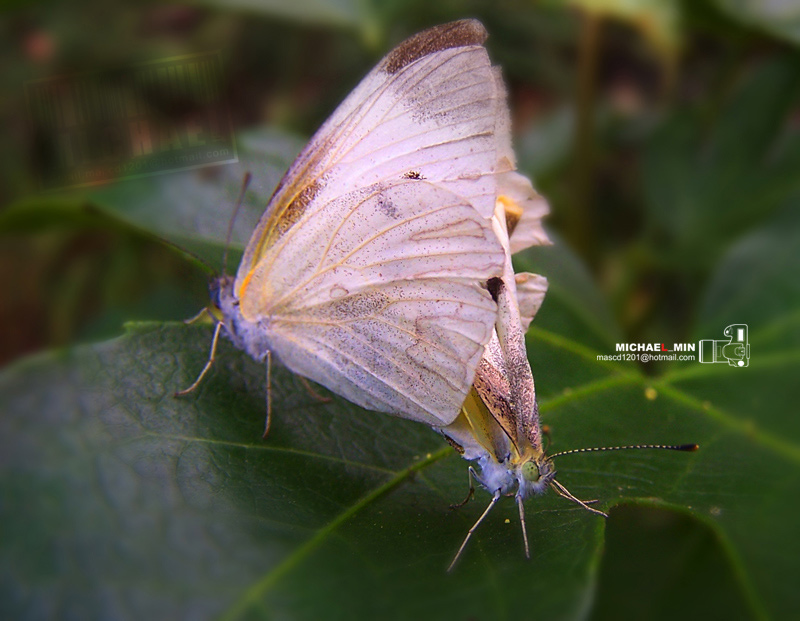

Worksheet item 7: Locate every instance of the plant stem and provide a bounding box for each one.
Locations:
[573,10,601,265]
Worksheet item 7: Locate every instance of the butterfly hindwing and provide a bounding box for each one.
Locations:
[254,180,504,425]
[515,272,548,332]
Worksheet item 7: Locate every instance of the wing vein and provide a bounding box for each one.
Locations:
[272,202,491,310]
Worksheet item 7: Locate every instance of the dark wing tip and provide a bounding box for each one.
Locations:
[381,19,488,75]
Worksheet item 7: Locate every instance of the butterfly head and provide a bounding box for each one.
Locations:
[208,275,228,314]
[206,273,238,323]
[514,452,555,499]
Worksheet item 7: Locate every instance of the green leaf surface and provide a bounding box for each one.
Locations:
[642,60,800,273]
[3,90,798,620]
[89,128,305,273]
[517,241,623,356]
[591,505,753,621]
[2,227,797,619]
[0,128,305,278]
[0,323,677,620]
[658,203,800,620]
[711,0,800,45]
[695,203,800,350]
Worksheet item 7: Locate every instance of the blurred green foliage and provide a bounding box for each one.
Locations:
[1,0,799,619]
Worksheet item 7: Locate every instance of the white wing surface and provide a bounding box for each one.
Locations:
[236,20,505,295]
[515,273,549,332]
[256,180,504,425]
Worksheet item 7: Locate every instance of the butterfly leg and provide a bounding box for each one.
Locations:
[299,376,331,404]
[516,493,530,559]
[175,321,222,397]
[450,466,481,510]
[553,483,600,505]
[551,479,608,518]
[447,489,501,572]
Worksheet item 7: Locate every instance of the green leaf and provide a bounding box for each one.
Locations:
[89,128,306,272]
[695,203,800,351]
[642,59,800,273]
[3,213,797,618]
[517,106,575,181]
[711,0,800,46]
[656,203,800,620]
[591,505,754,621]
[3,77,797,619]
[517,239,623,357]
[0,128,305,277]
[0,322,666,619]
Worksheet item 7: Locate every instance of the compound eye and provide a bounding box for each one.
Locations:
[209,280,222,309]
[522,461,540,482]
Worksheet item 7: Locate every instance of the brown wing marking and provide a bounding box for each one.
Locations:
[381,20,487,75]
[238,179,322,299]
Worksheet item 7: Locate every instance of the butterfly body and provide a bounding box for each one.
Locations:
[440,311,557,505]
[471,440,555,500]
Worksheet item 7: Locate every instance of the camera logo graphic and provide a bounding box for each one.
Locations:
[699,324,750,367]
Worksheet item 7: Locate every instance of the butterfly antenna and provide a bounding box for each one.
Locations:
[546,445,698,518]
[154,236,218,277]
[516,494,530,559]
[222,171,252,275]
[549,443,698,459]
[448,490,501,572]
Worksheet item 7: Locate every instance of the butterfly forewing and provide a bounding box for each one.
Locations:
[236,20,503,296]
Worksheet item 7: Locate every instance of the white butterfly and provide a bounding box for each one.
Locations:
[184,20,526,431]
[436,146,557,569]
[438,189,697,570]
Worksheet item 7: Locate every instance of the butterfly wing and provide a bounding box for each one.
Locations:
[235,19,504,298]
[452,199,545,456]
[515,272,548,331]
[491,65,551,255]
[252,179,504,425]
[230,20,516,425]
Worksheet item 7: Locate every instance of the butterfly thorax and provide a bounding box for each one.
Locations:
[211,275,273,362]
